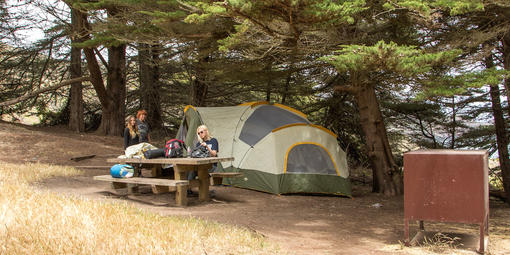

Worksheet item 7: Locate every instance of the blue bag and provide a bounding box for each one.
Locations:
[110,164,134,178]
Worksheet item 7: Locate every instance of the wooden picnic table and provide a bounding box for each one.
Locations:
[100,157,235,206]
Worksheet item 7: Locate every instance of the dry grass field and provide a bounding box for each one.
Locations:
[0,162,283,254]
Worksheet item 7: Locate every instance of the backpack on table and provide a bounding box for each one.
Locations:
[164,139,186,158]
[191,145,210,158]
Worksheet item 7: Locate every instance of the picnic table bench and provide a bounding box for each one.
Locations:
[95,157,237,206]
[93,175,190,205]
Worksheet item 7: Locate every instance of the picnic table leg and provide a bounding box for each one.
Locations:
[111,182,127,190]
[127,184,139,194]
[174,164,195,206]
[126,164,143,194]
[174,164,194,180]
[134,164,142,177]
[176,183,188,206]
[149,164,166,193]
[197,164,211,202]
[151,164,162,177]
[151,185,169,194]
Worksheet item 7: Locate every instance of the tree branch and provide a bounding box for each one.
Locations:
[94,47,108,68]
[0,77,90,107]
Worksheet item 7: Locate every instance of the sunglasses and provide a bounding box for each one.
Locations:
[197,131,205,134]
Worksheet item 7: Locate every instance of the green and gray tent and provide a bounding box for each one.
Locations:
[177,102,351,197]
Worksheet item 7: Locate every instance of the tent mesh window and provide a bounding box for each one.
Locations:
[239,105,309,146]
[286,144,337,175]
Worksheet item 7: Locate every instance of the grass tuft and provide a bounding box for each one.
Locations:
[420,232,462,253]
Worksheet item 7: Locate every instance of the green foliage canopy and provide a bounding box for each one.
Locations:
[322,40,461,77]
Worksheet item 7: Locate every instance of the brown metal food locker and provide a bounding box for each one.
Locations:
[403,150,489,253]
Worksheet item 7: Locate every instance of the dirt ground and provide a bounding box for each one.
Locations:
[1,120,509,255]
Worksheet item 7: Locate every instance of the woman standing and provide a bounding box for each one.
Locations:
[136,110,151,143]
[124,115,140,150]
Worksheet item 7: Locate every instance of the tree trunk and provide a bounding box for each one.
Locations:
[502,30,510,118]
[265,62,272,102]
[485,53,510,206]
[354,83,403,196]
[281,73,291,105]
[138,43,162,129]
[78,11,126,136]
[489,83,510,205]
[98,44,126,136]
[449,96,456,149]
[68,9,84,132]
[191,55,209,107]
[191,76,208,106]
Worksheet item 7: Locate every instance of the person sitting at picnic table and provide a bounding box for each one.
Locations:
[188,125,218,195]
[124,115,140,150]
[136,109,151,143]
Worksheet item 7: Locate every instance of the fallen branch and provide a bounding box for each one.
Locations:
[0,76,90,107]
[70,154,96,162]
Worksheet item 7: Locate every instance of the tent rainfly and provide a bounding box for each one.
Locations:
[177,102,351,196]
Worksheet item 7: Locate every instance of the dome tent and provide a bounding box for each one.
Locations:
[177,102,351,196]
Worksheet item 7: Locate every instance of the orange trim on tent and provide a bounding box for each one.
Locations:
[271,124,338,139]
[249,101,270,108]
[273,103,307,119]
[309,124,338,139]
[283,142,340,176]
[238,101,260,106]
[238,101,307,119]
[183,105,196,113]
[271,123,308,133]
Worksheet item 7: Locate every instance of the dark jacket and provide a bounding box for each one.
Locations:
[124,128,140,149]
